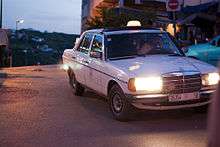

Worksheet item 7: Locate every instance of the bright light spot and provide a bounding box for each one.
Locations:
[17,19,24,24]
[134,77,163,92]
[166,24,180,36]
[127,20,142,27]
[19,20,24,24]
[129,65,140,71]
[62,64,69,71]
[207,73,220,85]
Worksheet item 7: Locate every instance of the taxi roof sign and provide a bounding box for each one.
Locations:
[127,21,142,27]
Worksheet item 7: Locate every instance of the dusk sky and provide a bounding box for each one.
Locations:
[3,0,82,34]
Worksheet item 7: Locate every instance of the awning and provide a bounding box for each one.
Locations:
[182,2,218,13]
[177,13,216,25]
[155,16,173,24]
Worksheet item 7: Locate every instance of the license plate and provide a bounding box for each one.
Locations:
[169,92,199,102]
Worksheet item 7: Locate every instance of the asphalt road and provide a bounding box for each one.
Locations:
[0,65,208,147]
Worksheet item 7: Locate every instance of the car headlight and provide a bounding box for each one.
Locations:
[128,77,163,92]
[202,73,220,86]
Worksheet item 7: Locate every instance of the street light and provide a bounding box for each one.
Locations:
[12,19,24,67]
[16,19,24,39]
[16,19,24,31]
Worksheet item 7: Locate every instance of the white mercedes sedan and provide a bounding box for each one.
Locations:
[62,27,219,121]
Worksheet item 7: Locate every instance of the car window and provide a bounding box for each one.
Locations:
[91,35,103,53]
[78,33,93,54]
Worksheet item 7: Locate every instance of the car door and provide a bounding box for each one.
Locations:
[72,33,93,85]
[86,34,105,94]
[208,37,220,66]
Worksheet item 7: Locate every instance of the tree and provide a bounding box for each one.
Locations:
[86,6,156,30]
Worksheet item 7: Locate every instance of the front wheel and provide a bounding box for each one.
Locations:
[69,72,85,96]
[109,84,136,121]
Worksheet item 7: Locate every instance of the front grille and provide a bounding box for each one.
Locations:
[163,74,202,94]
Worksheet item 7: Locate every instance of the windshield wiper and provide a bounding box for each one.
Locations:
[168,53,184,57]
[108,56,136,60]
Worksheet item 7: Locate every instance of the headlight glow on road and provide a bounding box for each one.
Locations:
[202,73,220,86]
[128,77,163,92]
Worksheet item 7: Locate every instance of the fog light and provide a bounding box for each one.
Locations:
[62,64,69,71]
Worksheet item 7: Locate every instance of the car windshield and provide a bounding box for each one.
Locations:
[106,32,183,59]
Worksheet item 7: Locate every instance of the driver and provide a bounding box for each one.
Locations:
[137,40,153,55]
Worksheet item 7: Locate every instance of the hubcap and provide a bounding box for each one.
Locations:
[112,94,123,113]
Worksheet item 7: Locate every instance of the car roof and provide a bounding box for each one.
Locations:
[85,27,165,35]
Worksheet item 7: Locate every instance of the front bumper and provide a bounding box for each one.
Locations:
[126,90,215,110]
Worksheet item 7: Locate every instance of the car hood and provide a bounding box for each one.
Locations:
[109,55,217,78]
[188,43,211,50]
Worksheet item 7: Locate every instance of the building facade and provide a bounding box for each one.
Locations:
[81,0,168,32]
[81,0,220,35]
[81,0,118,32]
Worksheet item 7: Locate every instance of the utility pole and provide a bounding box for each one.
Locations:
[14,19,24,67]
[15,19,24,38]
[0,0,2,28]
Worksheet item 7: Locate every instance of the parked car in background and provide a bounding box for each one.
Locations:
[63,26,219,121]
[184,35,220,66]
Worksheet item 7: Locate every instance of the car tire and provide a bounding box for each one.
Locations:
[193,105,209,113]
[109,84,135,121]
[69,72,85,96]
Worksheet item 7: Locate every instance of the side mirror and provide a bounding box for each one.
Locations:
[74,37,80,46]
[90,51,102,59]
